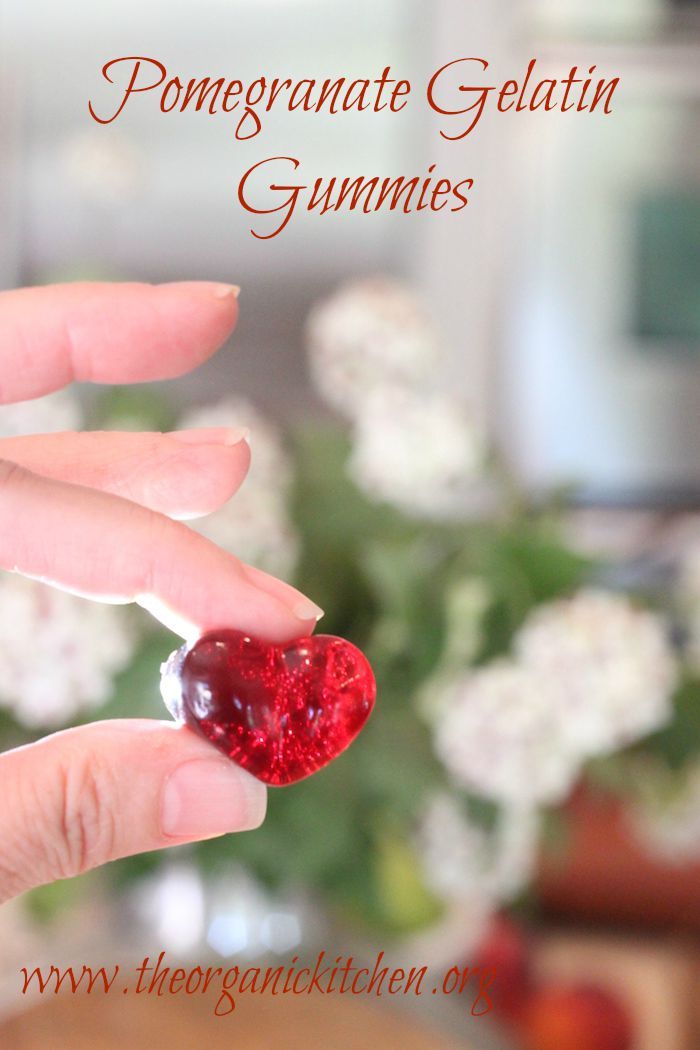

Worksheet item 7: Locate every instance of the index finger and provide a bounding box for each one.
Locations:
[0,458,323,642]
[0,281,240,404]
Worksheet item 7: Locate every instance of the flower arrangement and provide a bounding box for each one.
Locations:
[3,278,700,942]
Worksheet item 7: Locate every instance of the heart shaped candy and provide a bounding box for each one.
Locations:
[160,629,376,786]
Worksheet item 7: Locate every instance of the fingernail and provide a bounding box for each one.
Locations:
[169,427,250,447]
[212,284,240,300]
[293,600,325,623]
[241,564,325,624]
[162,758,267,838]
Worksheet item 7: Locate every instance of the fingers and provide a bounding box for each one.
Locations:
[0,720,267,902]
[0,281,240,404]
[0,428,251,519]
[0,459,322,641]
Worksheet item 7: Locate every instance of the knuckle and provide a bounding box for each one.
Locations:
[49,752,117,880]
[0,458,27,491]
[138,510,179,596]
[0,738,119,902]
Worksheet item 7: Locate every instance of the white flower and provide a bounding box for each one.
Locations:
[630,763,700,864]
[178,398,298,579]
[416,793,497,902]
[0,389,82,437]
[348,388,486,519]
[306,279,490,519]
[0,575,135,728]
[433,591,676,807]
[491,804,540,900]
[434,661,584,805]
[306,278,444,418]
[0,391,133,727]
[416,793,538,906]
[515,589,677,756]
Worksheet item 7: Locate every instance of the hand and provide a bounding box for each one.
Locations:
[0,281,323,904]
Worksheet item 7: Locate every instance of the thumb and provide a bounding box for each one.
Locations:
[0,719,267,903]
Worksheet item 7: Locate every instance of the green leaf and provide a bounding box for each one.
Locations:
[24,870,100,923]
[90,386,178,432]
[372,834,443,933]
[645,677,700,770]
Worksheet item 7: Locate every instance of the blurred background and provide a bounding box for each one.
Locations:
[1,1,700,1048]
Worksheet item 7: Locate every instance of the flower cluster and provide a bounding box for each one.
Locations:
[178,398,298,579]
[0,389,137,728]
[0,574,135,728]
[417,793,538,902]
[306,278,485,520]
[306,278,443,418]
[434,661,582,806]
[348,388,485,518]
[415,793,538,941]
[515,589,677,755]
[434,590,678,806]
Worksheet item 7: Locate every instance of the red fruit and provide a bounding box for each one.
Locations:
[519,983,634,1050]
[472,913,532,1021]
[161,629,376,786]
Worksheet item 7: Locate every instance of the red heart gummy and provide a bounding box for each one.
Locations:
[160,629,376,786]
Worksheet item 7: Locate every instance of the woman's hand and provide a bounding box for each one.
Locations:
[0,280,322,903]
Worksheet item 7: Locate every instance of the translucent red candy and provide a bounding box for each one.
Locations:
[160,629,376,786]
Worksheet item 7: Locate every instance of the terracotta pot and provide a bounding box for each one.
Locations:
[537,785,700,932]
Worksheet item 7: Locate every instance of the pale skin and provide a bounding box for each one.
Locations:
[0,280,324,904]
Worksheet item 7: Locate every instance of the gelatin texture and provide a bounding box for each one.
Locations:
[163,629,376,786]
